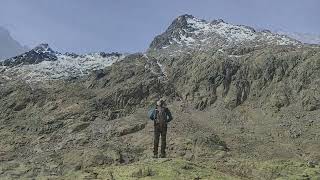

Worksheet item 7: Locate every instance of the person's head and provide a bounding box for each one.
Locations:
[157,99,165,107]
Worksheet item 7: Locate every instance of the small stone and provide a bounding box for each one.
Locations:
[184,150,194,161]
[74,165,81,171]
[307,160,317,168]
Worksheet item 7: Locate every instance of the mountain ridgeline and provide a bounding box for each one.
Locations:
[0,15,319,179]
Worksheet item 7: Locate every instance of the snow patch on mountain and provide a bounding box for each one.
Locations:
[156,60,167,78]
[180,34,196,46]
[186,17,257,42]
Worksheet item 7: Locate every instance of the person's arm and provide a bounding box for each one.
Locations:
[166,108,173,122]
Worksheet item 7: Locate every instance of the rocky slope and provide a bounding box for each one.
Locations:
[0,15,320,179]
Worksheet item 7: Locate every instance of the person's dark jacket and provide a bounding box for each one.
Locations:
[149,107,173,123]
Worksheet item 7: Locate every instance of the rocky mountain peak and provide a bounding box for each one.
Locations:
[149,14,301,52]
[211,19,225,25]
[166,14,227,35]
[168,14,195,30]
[169,14,226,31]
[33,43,55,54]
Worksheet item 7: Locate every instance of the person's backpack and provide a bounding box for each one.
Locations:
[156,107,167,129]
[148,108,156,120]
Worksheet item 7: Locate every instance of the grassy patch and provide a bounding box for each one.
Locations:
[90,158,238,180]
[254,159,320,179]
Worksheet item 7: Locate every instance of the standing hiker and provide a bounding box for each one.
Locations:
[148,99,173,158]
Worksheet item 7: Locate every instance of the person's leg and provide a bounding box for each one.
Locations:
[153,125,160,157]
[160,126,167,158]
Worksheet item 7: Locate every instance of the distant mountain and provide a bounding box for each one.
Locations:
[275,30,320,45]
[0,26,28,60]
[1,43,124,81]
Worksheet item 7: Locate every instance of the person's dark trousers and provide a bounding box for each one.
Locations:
[153,123,167,158]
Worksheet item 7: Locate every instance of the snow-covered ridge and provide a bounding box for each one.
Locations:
[150,14,301,50]
[0,44,125,82]
[186,16,257,42]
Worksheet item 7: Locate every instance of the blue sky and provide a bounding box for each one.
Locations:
[1,0,319,53]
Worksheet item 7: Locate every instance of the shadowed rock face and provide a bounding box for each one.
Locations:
[0,15,320,179]
[149,14,193,49]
